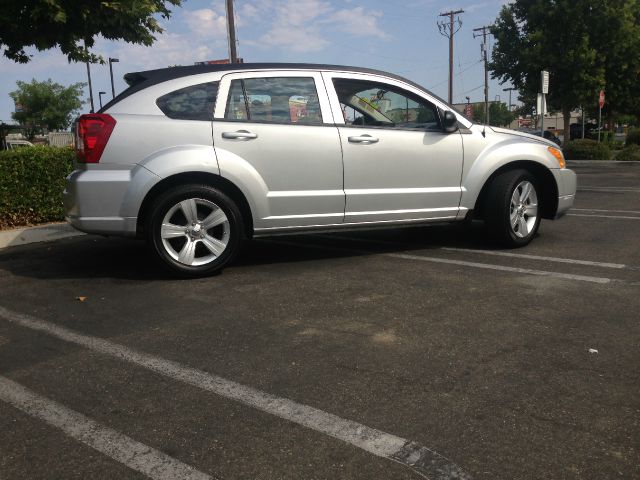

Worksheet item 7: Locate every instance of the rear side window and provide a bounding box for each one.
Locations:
[156,81,218,120]
[224,77,322,124]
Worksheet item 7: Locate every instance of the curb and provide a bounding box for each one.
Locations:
[0,223,84,250]
[567,160,640,164]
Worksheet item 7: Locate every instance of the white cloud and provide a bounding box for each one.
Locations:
[241,0,390,54]
[463,1,507,13]
[254,27,330,52]
[328,7,390,39]
[239,3,261,20]
[276,0,333,26]
[112,33,218,69]
[183,8,228,39]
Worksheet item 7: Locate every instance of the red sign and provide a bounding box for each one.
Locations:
[518,117,533,128]
[599,90,605,108]
[464,103,473,119]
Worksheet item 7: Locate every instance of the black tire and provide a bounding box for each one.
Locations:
[483,169,541,247]
[147,184,243,277]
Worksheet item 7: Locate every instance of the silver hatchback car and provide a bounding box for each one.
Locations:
[65,63,576,276]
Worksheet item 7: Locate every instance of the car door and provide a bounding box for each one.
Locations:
[322,72,464,224]
[212,71,344,230]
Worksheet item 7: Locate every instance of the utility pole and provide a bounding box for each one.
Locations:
[438,9,464,104]
[473,25,493,125]
[85,62,94,113]
[84,41,94,113]
[225,0,238,63]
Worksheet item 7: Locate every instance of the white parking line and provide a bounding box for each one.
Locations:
[578,187,640,193]
[567,213,640,220]
[295,238,614,284]
[440,247,627,269]
[388,252,611,284]
[0,375,212,480]
[0,306,471,480]
[571,208,640,215]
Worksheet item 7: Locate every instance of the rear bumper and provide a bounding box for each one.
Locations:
[63,165,158,236]
[65,214,137,236]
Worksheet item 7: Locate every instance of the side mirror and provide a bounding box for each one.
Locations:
[442,110,459,133]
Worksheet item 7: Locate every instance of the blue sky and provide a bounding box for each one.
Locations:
[0,0,513,126]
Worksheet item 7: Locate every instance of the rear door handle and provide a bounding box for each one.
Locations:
[222,130,258,140]
[348,134,379,144]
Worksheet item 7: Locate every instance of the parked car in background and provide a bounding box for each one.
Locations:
[65,63,576,277]
[570,123,587,140]
[4,139,34,150]
[518,128,562,146]
[540,130,562,146]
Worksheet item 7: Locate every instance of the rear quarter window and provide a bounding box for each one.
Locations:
[156,81,218,120]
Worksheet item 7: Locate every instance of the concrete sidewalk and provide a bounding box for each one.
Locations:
[0,223,83,250]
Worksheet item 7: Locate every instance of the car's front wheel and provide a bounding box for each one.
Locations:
[484,169,541,247]
[147,185,243,276]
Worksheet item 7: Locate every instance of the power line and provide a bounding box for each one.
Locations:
[458,84,484,97]
[428,60,483,91]
[438,9,464,104]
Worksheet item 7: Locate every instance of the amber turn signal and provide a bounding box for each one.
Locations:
[547,146,565,169]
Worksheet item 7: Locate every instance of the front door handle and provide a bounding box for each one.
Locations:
[348,134,379,144]
[222,130,258,140]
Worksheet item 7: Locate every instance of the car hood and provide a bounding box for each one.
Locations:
[488,126,556,147]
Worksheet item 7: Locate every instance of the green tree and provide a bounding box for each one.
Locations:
[590,1,640,129]
[472,102,516,127]
[490,1,605,140]
[10,79,85,139]
[0,0,182,63]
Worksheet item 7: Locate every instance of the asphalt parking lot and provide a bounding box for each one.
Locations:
[1,162,638,480]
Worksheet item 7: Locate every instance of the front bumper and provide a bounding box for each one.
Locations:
[552,168,577,219]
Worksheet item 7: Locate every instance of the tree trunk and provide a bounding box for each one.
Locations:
[607,110,614,132]
[563,106,571,145]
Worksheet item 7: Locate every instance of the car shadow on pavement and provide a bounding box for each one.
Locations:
[0,222,503,281]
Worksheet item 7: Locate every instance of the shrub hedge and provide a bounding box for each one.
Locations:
[626,128,640,146]
[562,139,611,160]
[0,146,75,229]
[616,144,640,161]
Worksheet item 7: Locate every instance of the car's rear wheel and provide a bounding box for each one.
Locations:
[484,169,541,247]
[147,185,243,276]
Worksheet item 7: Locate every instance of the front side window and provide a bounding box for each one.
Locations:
[333,78,440,131]
[224,77,322,124]
[156,81,218,121]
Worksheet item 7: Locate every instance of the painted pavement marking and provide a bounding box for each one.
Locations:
[571,208,640,215]
[0,306,471,480]
[0,375,213,480]
[285,237,614,285]
[440,247,627,269]
[567,213,640,220]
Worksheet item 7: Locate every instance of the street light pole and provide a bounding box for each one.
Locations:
[108,58,119,98]
[98,91,106,109]
[503,87,516,111]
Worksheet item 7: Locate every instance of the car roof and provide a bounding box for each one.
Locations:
[123,63,421,88]
[100,62,450,113]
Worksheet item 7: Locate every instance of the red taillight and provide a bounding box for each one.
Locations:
[75,114,116,163]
